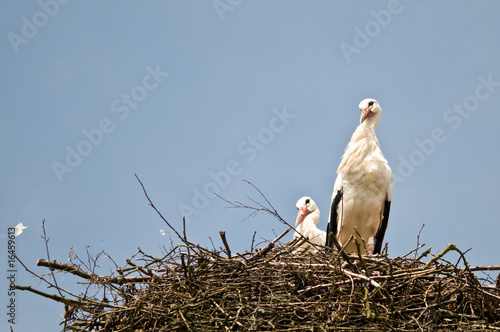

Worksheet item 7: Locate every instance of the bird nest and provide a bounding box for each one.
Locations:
[16,178,500,331]
[18,231,500,331]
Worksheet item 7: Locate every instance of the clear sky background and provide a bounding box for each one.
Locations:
[1,1,500,331]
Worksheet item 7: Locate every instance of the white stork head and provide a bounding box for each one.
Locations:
[359,98,382,128]
[295,196,320,227]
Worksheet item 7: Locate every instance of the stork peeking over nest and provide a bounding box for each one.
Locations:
[294,196,326,253]
[326,98,393,255]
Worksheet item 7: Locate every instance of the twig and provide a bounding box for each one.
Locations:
[183,216,188,242]
[424,244,466,269]
[403,243,428,258]
[414,224,425,259]
[250,231,257,252]
[37,259,92,279]
[249,227,291,260]
[37,259,151,284]
[135,174,185,242]
[328,232,357,271]
[416,247,432,261]
[468,265,500,271]
[15,285,83,307]
[219,231,231,258]
[216,180,295,230]
[14,285,119,310]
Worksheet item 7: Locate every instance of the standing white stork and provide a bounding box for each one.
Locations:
[325,98,393,255]
[294,196,326,253]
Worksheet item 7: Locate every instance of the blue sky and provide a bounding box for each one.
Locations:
[1,1,500,331]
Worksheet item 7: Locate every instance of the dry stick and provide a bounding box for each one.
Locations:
[340,267,381,288]
[249,226,292,260]
[424,244,463,269]
[328,232,357,271]
[178,309,193,331]
[135,173,185,242]
[353,226,368,255]
[183,216,188,242]
[117,245,180,275]
[40,220,65,296]
[37,259,151,284]
[219,231,231,258]
[468,265,500,271]
[40,221,70,332]
[16,255,82,300]
[353,227,374,285]
[124,259,150,276]
[263,238,308,264]
[217,182,332,257]
[15,285,119,311]
[403,243,428,258]
[363,287,374,319]
[243,180,282,222]
[15,285,84,307]
[217,180,296,232]
[37,259,92,279]
[439,272,500,301]
[180,253,190,283]
[250,231,257,252]
[414,223,426,259]
[416,246,432,261]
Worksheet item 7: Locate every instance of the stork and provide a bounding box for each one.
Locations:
[294,196,326,253]
[325,98,393,255]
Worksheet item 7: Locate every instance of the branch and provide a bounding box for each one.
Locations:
[414,223,425,259]
[135,174,185,242]
[467,265,500,271]
[37,259,151,284]
[327,232,357,271]
[424,244,467,269]
[219,231,231,258]
[215,180,327,252]
[15,285,119,311]
[37,259,92,279]
[250,226,292,260]
[216,180,294,230]
[15,285,82,307]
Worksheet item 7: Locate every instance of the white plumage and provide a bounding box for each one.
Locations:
[326,98,393,255]
[294,196,326,253]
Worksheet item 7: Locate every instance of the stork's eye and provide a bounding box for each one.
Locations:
[368,101,374,107]
[305,199,310,204]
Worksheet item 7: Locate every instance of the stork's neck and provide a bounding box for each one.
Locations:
[310,209,320,224]
[360,112,381,132]
[337,121,382,174]
[297,210,320,231]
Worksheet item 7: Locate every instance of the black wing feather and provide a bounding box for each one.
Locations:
[373,197,391,254]
[326,189,343,247]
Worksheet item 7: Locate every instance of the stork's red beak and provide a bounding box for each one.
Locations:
[295,206,310,226]
[360,108,372,124]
